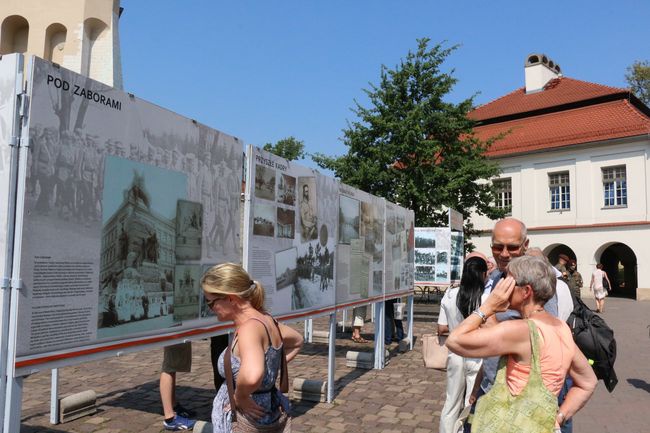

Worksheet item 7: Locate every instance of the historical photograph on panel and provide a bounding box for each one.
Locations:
[298,177,318,242]
[175,200,203,260]
[436,265,449,282]
[173,265,201,321]
[275,247,298,291]
[415,250,436,265]
[416,265,435,282]
[254,164,276,201]
[26,125,105,232]
[98,156,187,338]
[293,234,334,309]
[338,195,360,244]
[437,251,448,264]
[360,201,384,265]
[277,173,296,206]
[253,203,275,237]
[415,231,436,248]
[276,208,295,239]
[450,231,464,281]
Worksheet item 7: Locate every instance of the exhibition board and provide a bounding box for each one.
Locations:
[384,201,415,298]
[335,184,387,307]
[243,146,338,318]
[414,227,452,285]
[11,57,243,374]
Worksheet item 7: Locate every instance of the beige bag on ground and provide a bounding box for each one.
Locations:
[421,334,448,370]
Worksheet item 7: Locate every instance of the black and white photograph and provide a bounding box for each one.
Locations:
[276,207,295,239]
[437,251,448,264]
[436,267,449,281]
[415,250,436,265]
[415,232,436,248]
[338,195,360,244]
[360,201,384,265]
[175,200,203,260]
[254,163,276,201]
[253,203,275,237]
[173,264,201,321]
[415,265,436,282]
[293,238,334,309]
[298,177,318,242]
[98,156,187,337]
[275,247,298,290]
[277,173,296,206]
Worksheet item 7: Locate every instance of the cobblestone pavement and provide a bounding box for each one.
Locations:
[19,297,650,432]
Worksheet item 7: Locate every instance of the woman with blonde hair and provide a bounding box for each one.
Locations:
[202,263,303,432]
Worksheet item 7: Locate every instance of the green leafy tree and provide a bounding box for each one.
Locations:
[313,38,505,246]
[625,60,650,105]
[263,136,305,161]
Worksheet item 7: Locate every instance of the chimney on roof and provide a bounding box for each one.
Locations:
[525,53,561,93]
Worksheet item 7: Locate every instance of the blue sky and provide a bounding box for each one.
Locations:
[120,1,650,168]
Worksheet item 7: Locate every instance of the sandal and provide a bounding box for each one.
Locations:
[351,336,370,343]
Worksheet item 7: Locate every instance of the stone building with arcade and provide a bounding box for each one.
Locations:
[470,54,650,300]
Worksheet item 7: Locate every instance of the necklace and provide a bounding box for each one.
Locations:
[525,308,545,318]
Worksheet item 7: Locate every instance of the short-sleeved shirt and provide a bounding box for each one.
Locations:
[437,287,464,331]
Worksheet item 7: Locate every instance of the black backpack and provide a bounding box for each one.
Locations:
[566,295,618,392]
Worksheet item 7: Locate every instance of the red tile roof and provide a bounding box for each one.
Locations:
[473,99,650,157]
[469,77,628,121]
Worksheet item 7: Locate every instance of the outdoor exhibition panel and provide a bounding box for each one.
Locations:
[11,57,243,375]
[243,146,338,319]
[336,183,387,307]
[383,201,415,300]
[414,227,452,285]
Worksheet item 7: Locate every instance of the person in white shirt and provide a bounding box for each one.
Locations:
[437,256,487,433]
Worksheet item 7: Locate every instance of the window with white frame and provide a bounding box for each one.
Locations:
[602,165,627,207]
[493,178,512,214]
[549,171,570,210]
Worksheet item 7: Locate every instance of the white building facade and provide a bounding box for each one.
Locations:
[470,54,650,300]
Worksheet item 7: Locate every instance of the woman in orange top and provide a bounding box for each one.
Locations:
[446,255,597,430]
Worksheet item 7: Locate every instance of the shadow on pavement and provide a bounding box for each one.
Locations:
[627,378,650,393]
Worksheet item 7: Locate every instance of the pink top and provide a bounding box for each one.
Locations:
[506,318,575,396]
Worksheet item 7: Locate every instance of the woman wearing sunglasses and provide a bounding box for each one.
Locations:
[202,263,303,432]
[446,256,596,433]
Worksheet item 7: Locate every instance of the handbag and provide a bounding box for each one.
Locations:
[471,320,558,433]
[421,334,448,370]
[602,276,610,291]
[225,319,292,433]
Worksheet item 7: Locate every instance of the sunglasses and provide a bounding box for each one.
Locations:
[205,295,226,309]
[490,242,524,253]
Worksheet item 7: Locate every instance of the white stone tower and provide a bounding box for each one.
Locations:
[0,0,123,88]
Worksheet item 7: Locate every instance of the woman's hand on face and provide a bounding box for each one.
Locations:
[234,393,265,420]
[484,276,516,314]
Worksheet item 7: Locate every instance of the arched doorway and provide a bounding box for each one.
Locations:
[595,243,637,299]
[544,244,577,268]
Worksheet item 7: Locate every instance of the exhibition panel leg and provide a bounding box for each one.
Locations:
[304,319,313,344]
[373,301,385,369]
[3,376,22,433]
[327,312,336,403]
[341,309,347,333]
[50,368,59,424]
[407,295,414,350]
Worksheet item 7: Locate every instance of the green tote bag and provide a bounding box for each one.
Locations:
[472,320,558,433]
